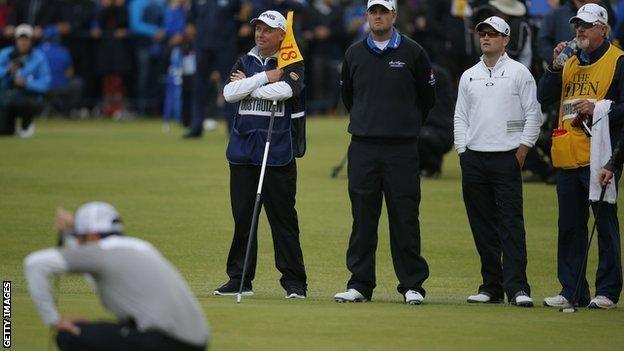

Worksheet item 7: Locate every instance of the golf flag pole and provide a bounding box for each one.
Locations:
[237,11,303,304]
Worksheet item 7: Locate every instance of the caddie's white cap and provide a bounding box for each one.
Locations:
[74,201,124,235]
[14,24,34,39]
[569,3,608,25]
[250,10,287,32]
[475,16,511,36]
[367,0,395,11]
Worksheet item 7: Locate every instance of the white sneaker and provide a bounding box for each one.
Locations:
[286,293,306,299]
[405,290,424,305]
[203,118,217,131]
[18,124,35,138]
[334,288,367,303]
[588,296,616,309]
[467,293,492,303]
[543,294,571,308]
[511,291,533,307]
[285,287,306,299]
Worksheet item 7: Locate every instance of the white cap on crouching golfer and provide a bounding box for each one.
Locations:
[367,0,395,11]
[475,16,511,36]
[569,3,608,25]
[250,10,287,32]
[74,201,124,235]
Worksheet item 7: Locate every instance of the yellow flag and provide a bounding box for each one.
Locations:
[451,0,471,18]
[278,11,304,69]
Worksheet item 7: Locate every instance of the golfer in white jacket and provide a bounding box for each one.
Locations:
[454,16,543,307]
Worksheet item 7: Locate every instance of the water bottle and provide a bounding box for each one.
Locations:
[553,38,579,68]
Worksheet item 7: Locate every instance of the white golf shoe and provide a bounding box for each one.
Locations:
[588,296,616,309]
[511,291,533,307]
[334,288,367,303]
[203,118,218,131]
[543,294,570,308]
[18,124,35,138]
[467,292,500,303]
[404,290,424,305]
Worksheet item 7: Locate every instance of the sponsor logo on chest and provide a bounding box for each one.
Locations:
[388,60,406,68]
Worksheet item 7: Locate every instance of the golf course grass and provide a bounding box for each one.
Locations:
[1,117,623,351]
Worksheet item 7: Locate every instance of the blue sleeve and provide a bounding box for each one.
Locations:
[22,51,51,93]
[0,48,12,79]
[64,47,74,69]
[616,1,624,31]
[164,9,174,36]
[164,9,185,36]
[537,68,562,105]
[129,0,160,36]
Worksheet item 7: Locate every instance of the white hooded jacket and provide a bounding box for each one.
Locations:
[454,53,543,154]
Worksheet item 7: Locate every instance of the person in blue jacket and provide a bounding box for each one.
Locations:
[129,0,166,115]
[0,24,51,137]
[214,10,308,299]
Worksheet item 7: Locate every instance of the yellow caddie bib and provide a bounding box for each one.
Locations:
[552,44,624,169]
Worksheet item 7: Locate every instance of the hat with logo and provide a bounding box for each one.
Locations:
[250,10,287,32]
[14,24,34,39]
[475,16,511,36]
[569,3,608,25]
[367,0,395,11]
[74,201,124,235]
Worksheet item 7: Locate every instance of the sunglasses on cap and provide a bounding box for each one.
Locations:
[478,31,504,38]
[573,20,597,29]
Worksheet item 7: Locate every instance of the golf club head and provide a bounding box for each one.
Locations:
[236,293,242,304]
[331,166,341,178]
[560,307,577,313]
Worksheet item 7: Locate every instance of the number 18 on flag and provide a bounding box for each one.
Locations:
[278,11,304,69]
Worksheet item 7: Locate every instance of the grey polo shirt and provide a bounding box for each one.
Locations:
[24,236,209,347]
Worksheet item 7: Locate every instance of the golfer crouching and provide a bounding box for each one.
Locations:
[24,201,209,351]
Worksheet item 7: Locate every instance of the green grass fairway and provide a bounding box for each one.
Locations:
[1,118,623,351]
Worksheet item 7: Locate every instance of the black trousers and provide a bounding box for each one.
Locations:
[226,161,307,291]
[56,322,206,351]
[0,90,43,135]
[556,167,622,305]
[460,149,531,300]
[346,140,429,300]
